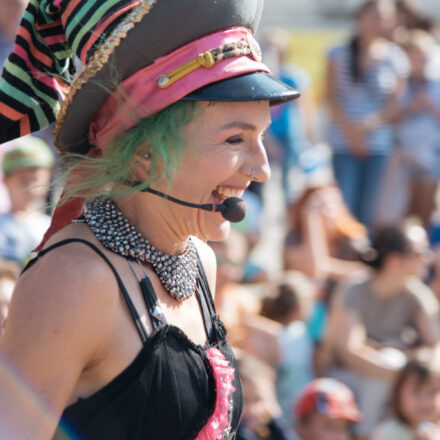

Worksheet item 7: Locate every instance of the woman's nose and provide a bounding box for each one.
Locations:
[251,141,271,183]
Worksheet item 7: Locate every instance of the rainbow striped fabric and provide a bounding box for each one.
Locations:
[0,0,141,144]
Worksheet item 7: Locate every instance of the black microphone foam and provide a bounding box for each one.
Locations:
[220,197,247,222]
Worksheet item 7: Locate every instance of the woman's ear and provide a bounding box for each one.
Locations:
[132,151,152,182]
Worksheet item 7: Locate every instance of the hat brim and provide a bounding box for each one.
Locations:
[183,72,300,105]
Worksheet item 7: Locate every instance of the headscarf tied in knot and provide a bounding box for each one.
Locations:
[0,0,75,143]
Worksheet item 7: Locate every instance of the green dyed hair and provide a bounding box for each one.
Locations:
[61,100,198,203]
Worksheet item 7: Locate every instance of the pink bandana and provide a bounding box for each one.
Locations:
[89,27,270,149]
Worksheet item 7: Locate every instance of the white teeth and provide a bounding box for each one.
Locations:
[215,186,244,199]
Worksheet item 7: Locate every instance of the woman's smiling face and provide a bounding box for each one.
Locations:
[154,100,271,242]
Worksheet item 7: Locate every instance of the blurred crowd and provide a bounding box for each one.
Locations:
[3,0,440,439]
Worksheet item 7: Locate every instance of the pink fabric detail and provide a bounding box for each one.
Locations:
[197,348,236,440]
[89,27,270,149]
[14,45,66,95]
[43,34,67,45]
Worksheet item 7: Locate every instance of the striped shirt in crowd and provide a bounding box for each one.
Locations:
[327,41,409,156]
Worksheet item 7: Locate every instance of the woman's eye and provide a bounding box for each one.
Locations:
[226,135,244,145]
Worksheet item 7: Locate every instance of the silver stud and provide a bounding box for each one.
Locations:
[156,74,169,87]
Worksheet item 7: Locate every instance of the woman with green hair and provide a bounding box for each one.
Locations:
[0,0,298,438]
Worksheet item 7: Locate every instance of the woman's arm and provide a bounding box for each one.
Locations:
[0,245,116,439]
[325,57,368,159]
[284,206,364,279]
[332,296,398,380]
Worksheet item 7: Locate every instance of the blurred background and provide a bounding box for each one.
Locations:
[3,0,440,439]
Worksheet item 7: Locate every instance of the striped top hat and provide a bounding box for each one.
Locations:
[0,0,299,155]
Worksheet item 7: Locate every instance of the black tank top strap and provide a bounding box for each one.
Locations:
[127,260,167,331]
[23,238,149,343]
[196,255,224,342]
[196,257,217,315]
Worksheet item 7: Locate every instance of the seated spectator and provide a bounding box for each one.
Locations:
[284,184,368,347]
[373,358,440,440]
[294,378,362,440]
[210,229,260,328]
[236,351,295,440]
[209,231,281,366]
[0,260,20,335]
[260,272,315,429]
[324,224,440,439]
[283,184,367,280]
[0,137,54,264]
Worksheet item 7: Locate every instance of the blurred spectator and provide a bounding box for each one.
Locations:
[209,230,281,366]
[324,224,439,439]
[0,136,54,264]
[260,272,315,428]
[283,184,368,351]
[391,0,426,44]
[325,0,408,229]
[262,28,315,204]
[236,352,295,440]
[233,191,269,284]
[283,184,367,280]
[396,31,440,228]
[373,359,440,440]
[0,0,28,214]
[0,259,19,336]
[375,31,440,229]
[210,229,260,327]
[294,378,362,440]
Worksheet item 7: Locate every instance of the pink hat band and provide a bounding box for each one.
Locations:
[89,27,270,149]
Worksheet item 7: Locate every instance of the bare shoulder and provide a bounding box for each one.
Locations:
[4,233,120,366]
[191,236,217,295]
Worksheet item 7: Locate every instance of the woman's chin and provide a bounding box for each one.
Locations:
[198,213,231,242]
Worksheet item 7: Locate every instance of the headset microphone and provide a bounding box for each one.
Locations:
[124,182,247,222]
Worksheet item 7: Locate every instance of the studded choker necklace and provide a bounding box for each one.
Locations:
[83,198,198,301]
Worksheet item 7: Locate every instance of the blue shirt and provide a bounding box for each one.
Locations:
[270,65,310,154]
[0,212,49,263]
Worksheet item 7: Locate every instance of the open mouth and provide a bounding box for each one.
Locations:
[212,186,245,203]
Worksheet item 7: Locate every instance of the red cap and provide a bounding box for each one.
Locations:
[295,378,362,423]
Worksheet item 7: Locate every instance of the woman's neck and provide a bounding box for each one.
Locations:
[115,194,189,255]
[358,33,379,50]
[371,270,407,298]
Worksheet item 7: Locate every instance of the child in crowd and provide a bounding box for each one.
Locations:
[209,230,281,366]
[0,136,54,264]
[294,378,362,440]
[260,272,315,429]
[373,359,440,440]
[236,351,295,440]
[0,259,20,335]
